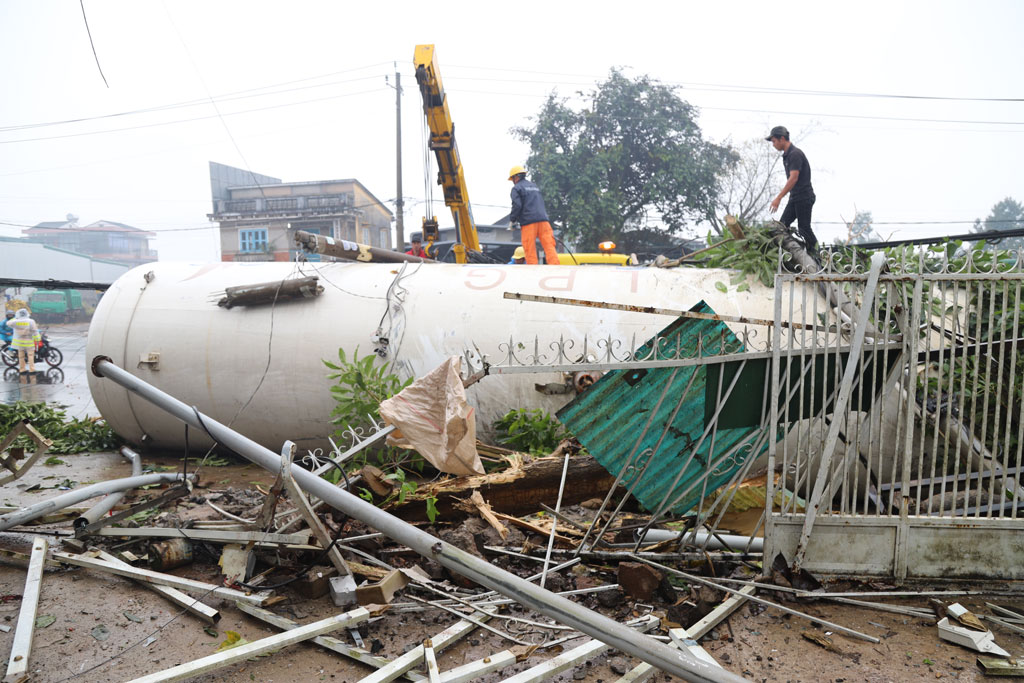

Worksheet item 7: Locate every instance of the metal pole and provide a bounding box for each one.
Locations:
[294,230,427,264]
[0,471,189,531]
[75,445,142,528]
[90,356,741,683]
[395,69,405,251]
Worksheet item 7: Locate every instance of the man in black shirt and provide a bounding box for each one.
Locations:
[767,126,818,249]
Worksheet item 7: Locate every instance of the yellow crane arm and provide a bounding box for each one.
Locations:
[414,44,480,261]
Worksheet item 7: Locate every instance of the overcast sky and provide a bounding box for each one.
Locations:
[1,0,1022,261]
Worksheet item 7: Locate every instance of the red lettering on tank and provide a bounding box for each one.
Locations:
[630,269,640,294]
[539,271,576,292]
[464,268,507,290]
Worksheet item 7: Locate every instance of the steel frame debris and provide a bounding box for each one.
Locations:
[127,607,369,682]
[91,356,741,683]
[4,536,48,683]
[0,421,51,487]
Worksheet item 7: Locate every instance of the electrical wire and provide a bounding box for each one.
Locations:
[0,63,391,133]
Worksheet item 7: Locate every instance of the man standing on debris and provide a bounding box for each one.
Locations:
[509,166,560,265]
[405,233,428,258]
[9,308,40,375]
[767,126,818,250]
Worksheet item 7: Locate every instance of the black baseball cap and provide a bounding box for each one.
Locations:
[765,126,789,141]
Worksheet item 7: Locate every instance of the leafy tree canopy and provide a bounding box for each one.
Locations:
[513,70,736,248]
[973,197,1024,251]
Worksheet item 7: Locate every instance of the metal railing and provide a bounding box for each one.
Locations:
[765,247,1024,581]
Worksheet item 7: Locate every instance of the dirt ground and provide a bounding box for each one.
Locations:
[2,451,1023,682]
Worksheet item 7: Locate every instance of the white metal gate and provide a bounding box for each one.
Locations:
[765,248,1024,581]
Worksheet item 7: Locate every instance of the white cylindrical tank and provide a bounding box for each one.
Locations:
[87,261,786,452]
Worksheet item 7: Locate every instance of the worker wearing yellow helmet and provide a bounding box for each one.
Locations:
[508,166,560,265]
[508,246,526,264]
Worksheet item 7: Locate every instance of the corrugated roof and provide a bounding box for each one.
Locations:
[557,301,767,515]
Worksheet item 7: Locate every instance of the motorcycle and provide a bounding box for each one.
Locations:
[1,333,63,369]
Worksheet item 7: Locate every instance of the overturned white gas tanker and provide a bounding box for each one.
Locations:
[86,260,789,453]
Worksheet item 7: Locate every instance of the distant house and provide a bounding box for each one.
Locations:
[22,216,157,265]
[208,162,394,262]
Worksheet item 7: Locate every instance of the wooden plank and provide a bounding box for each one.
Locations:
[4,537,48,683]
[53,551,269,605]
[95,550,219,625]
[127,608,368,682]
[389,455,620,522]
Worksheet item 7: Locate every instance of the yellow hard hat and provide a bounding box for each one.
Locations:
[508,165,526,180]
[512,246,525,260]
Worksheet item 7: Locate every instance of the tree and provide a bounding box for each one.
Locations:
[513,70,736,248]
[710,137,783,235]
[974,197,1024,251]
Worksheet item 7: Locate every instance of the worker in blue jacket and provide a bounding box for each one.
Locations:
[509,166,561,265]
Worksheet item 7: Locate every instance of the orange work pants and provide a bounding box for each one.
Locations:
[521,221,560,265]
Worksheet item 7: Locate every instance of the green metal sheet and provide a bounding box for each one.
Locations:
[557,301,767,515]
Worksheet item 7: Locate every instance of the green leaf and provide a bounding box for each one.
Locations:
[217,630,249,652]
[736,283,750,293]
[35,615,56,629]
[714,281,728,293]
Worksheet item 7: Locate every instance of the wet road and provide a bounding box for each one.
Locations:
[0,322,98,418]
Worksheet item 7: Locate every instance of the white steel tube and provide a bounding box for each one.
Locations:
[91,356,743,683]
[634,529,764,552]
[0,472,188,531]
[75,445,143,528]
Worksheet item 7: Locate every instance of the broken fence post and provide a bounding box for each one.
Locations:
[52,551,270,606]
[4,537,47,683]
[94,550,219,624]
[90,356,740,683]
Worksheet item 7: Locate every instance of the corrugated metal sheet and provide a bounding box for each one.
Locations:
[557,301,768,515]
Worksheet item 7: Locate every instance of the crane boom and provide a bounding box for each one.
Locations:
[414,44,480,262]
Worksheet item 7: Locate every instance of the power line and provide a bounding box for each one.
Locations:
[443,64,1024,103]
[0,63,391,132]
[0,86,387,145]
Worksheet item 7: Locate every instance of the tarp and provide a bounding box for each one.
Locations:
[379,357,484,475]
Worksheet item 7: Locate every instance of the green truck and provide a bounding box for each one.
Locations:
[28,289,86,323]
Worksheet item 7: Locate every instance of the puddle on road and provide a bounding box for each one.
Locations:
[1,322,97,417]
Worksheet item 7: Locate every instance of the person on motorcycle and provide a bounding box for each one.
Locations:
[0,311,13,345]
[10,308,41,374]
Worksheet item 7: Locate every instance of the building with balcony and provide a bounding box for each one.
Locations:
[22,215,157,265]
[208,162,394,262]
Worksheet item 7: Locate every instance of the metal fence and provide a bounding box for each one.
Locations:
[765,248,1024,581]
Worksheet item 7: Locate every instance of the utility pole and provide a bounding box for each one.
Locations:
[394,69,405,251]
